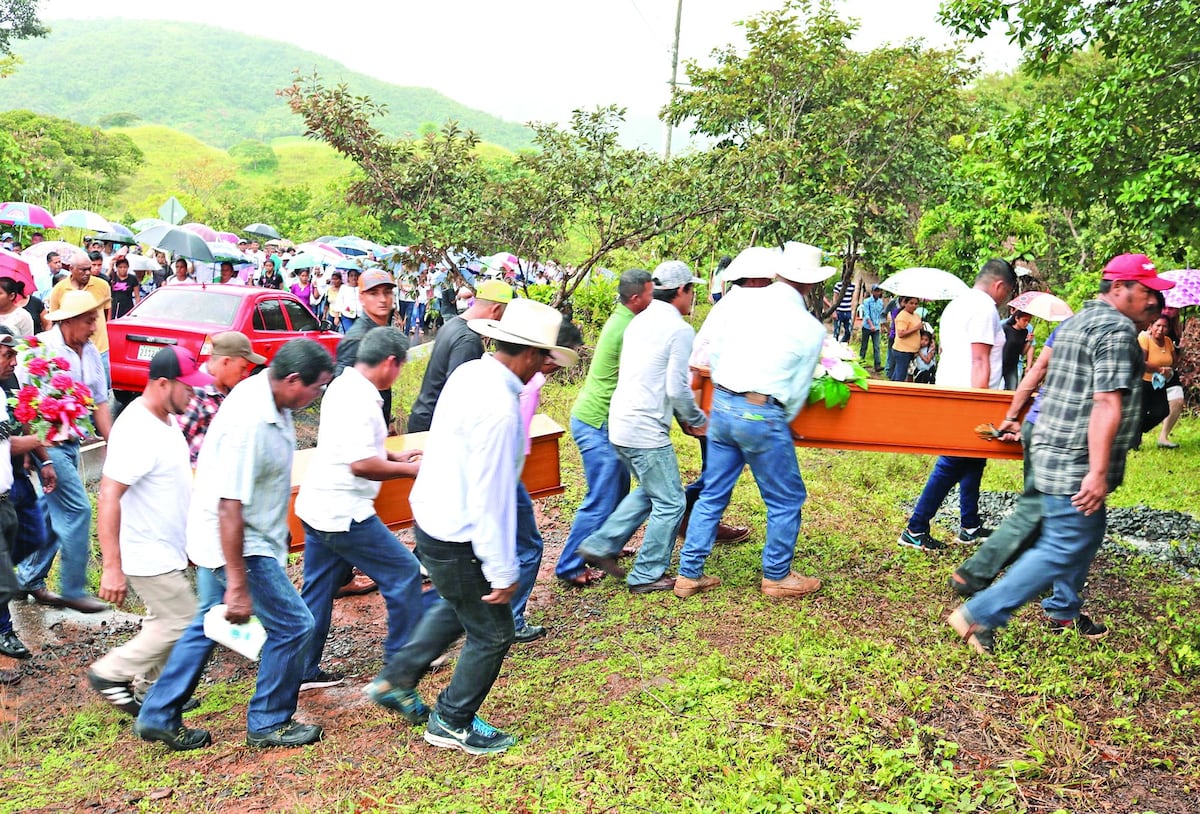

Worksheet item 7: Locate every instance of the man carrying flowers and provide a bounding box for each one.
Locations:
[16,289,113,613]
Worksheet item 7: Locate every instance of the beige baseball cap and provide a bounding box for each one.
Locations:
[210,331,266,364]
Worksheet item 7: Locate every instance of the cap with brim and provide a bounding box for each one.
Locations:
[1101,254,1176,292]
[148,346,215,387]
[475,279,514,303]
[652,260,704,290]
[358,269,395,291]
[778,242,837,284]
[0,328,16,348]
[45,289,111,322]
[469,298,579,368]
[210,331,266,364]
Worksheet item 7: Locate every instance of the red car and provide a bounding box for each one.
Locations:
[109,284,341,402]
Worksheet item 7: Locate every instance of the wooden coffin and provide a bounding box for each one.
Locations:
[694,370,1024,460]
[286,413,566,552]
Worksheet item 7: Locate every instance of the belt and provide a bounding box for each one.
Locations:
[714,383,785,409]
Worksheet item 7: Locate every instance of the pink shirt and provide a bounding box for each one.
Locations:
[518,371,546,455]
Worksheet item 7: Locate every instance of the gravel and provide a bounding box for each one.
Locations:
[915,489,1200,574]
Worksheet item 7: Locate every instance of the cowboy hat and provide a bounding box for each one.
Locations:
[45,289,111,322]
[720,246,790,284]
[779,242,837,284]
[469,299,579,368]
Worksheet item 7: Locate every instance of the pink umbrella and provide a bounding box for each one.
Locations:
[1161,269,1200,308]
[215,231,241,245]
[0,202,56,229]
[181,222,219,242]
[0,248,38,297]
[294,241,345,265]
[1008,291,1073,321]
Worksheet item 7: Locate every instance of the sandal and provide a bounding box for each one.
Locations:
[947,607,994,654]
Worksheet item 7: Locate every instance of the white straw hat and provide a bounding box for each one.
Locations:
[469,299,580,368]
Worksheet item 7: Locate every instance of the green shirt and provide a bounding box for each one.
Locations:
[571,303,635,428]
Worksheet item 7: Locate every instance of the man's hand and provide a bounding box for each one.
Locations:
[1072,471,1108,516]
[98,565,127,606]
[39,463,57,494]
[481,582,518,605]
[388,449,423,464]
[223,584,253,624]
[996,418,1022,442]
[681,421,707,437]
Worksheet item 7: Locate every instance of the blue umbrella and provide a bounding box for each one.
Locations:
[330,235,383,256]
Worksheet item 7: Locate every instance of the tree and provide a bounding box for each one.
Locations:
[228,140,279,173]
[940,0,1200,251]
[664,0,976,315]
[0,109,142,202]
[482,106,728,305]
[0,0,46,56]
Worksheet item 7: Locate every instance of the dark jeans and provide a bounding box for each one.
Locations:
[378,527,514,729]
[907,455,986,534]
[684,435,708,513]
[834,311,852,343]
[860,329,881,369]
[957,421,1039,588]
[888,350,915,382]
[512,483,544,628]
[300,517,425,680]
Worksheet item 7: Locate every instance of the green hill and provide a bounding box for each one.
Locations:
[2,19,532,151]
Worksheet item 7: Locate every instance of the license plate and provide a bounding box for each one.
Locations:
[136,344,161,361]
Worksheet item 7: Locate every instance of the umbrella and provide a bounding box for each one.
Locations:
[131,217,168,232]
[181,222,219,242]
[215,231,240,245]
[1161,269,1200,308]
[482,252,519,274]
[0,202,56,229]
[22,240,80,262]
[55,209,114,232]
[878,267,970,300]
[286,253,323,271]
[294,242,344,265]
[136,224,215,262]
[107,223,135,239]
[244,223,281,241]
[0,249,38,297]
[330,235,383,256]
[1008,291,1073,321]
[121,254,161,273]
[96,230,138,246]
[334,257,369,272]
[205,242,250,263]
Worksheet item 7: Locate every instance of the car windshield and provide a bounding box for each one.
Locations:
[123,288,240,327]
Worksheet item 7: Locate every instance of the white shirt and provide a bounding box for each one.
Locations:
[186,374,296,568]
[0,398,13,494]
[937,287,1006,389]
[336,285,361,318]
[704,282,827,420]
[608,298,706,449]
[0,307,34,337]
[408,355,524,591]
[101,398,192,576]
[295,367,387,533]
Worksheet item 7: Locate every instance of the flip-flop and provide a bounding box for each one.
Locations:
[947,607,994,654]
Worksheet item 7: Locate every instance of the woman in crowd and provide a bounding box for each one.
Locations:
[888,296,922,382]
[1140,315,1182,447]
[335,269,360,332]
[290,269,315,315]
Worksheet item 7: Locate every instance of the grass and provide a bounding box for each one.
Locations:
[2,345,1198,812]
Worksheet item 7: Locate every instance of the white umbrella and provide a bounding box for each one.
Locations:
[1008,291,1073,321]
[121,254,161,273]
[878,267,970,300]
[54,209,114,233]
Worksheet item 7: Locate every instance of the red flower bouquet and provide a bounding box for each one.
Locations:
[10,340,97,443]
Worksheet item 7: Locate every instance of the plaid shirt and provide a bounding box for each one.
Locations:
[1032,298,1143,496]
[178,386,227,466]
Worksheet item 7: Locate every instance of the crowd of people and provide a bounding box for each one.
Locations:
[0,229,1189,756]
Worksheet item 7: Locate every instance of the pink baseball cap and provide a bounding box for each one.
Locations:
[1101,254,1176,291]
[149,346,215,387]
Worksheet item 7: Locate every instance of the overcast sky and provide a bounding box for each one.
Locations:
[39,0,1018,148]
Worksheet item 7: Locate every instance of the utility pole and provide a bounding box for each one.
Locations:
[664,0,683,159]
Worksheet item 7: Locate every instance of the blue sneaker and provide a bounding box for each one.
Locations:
[898,529,945,551]
[423,710,516,755]
[364,679,430,724]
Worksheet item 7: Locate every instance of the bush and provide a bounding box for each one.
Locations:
[568,276,619,343]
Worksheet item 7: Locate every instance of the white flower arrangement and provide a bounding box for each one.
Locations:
[809,336,870,409]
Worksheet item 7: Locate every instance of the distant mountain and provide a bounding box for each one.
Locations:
[1,19,533,151]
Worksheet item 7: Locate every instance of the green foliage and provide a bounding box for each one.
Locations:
[2,19,532,150]
[0,0,45,56]
[0,109,143,207]
[565,274,619,341]
[228,140,279,173]
[664,0,976,314]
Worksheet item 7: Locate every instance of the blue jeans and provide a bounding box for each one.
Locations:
[834,311,852,343]
[300,517,424,681]
[964,494,1106,629]
[512,484,543,628]
[138,556,315,735]
[889,350,915,382]
[378,528,514,729]
[397,300,414,333]
[18,442,92,598]
[679,391,805,581]
[555,418,630,580]
[578,443,685,587]
[411,302,425,335]
[860,329,881,369]
[340,315,355,333]
[907,455,985,534]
